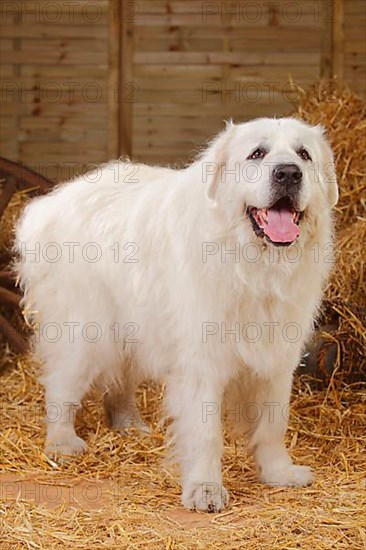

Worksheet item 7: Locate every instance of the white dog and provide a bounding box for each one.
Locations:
[15,118,338,512]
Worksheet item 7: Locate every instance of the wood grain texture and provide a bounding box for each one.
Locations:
[1,0,364,172]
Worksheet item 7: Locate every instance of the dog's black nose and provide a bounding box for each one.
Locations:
[273,164,302,186]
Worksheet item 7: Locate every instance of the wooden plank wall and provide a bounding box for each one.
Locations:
[0,0,111,182]
[343,0,366,97]
[0,1,365,175]
[130,0,366,165]
[130,0,325,164]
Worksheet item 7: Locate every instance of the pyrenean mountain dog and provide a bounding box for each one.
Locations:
[15,117,338,512]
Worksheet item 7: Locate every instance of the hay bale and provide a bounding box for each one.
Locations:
[293,82,365,381]
[322,219,366,380]
[0,186,35,252]
[0,161,51,353]
[295,82,366,224]
[0,184,34,353]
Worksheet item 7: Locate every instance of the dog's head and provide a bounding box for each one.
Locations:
[203,118,338,246]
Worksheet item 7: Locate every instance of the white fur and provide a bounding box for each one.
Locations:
[15,118,337,512]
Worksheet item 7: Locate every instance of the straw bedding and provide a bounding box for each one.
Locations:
[1,355,365,549]
[0,83,365,548]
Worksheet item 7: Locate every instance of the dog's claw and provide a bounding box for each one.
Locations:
[182,483,229,513]
[45,435,87,462]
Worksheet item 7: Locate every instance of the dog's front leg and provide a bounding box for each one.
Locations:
[250,372,313,487]
[166,375,228,512]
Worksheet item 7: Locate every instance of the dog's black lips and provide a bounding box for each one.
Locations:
[247,196,304,247]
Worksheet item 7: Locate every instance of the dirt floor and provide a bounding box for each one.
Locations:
[0,355,365,549]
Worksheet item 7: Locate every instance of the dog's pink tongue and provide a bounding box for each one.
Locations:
[264,208,300,243]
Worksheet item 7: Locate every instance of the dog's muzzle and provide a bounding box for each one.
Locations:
[271,163,302,203]
[248,163,304,246]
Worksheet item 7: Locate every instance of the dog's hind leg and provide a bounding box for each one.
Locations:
[43,356,92,461]
[103,378,151,434]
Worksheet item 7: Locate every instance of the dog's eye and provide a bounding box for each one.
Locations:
[297,148,312,161]
[248,148,266,160]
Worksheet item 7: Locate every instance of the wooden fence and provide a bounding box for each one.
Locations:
[0,0,365,176]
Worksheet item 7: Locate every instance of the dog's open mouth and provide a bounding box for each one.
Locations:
[248,197,303,246]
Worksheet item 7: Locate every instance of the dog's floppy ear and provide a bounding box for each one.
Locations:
[314,125,339,208]
[203,121,236,207]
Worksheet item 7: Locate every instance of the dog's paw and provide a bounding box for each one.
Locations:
[106,405,151,435]
[260,465,313,487]
[182,482,229,513]
[133,418,152,434]
[111,414,151,435]
[45,435,87,462]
